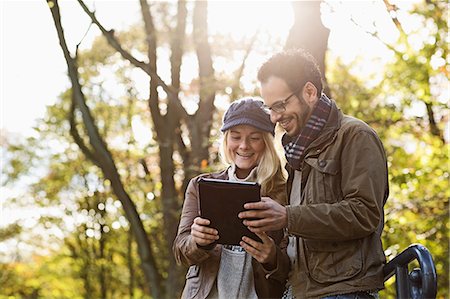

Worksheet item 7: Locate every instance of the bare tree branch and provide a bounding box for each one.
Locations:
[76,20,93,50]
[169,0,189,121]
[46,1,164,297]
[69,101,101,167]
[139,0,189,128]
[180,0,216,190]
[382,0,406,36]
[170,0,187,91]
[347,2,444,142]
[139,158,151,176]
[231,31,259,100]
[425,102,445,143]
[171,0,189,171]
[138,2,188,295]
[76,0,176,100]
[348,15,403,57]
[175,125,189,164]
[138,0,164,133]
[48,0,111,166]
[193,0,216,118]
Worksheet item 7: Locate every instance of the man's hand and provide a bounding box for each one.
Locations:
[190,217,219,246]
[238,197,288,232]
[240,232,276,269]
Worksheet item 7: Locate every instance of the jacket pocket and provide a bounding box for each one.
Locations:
[182,265,201,299]
[304,158,341,204]
[304,239,363,284]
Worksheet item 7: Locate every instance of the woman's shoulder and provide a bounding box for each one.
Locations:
[189,168,229,184]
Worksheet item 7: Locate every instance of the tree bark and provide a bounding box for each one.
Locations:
[285,1,330,95]
[46,1,163,297]
[184,0,216,187]
[128,229,135,299]
[99,222,107,299]
[53,0,220,296]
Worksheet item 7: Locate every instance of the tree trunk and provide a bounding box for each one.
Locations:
[46,1,163,297]
[50,1,221,297]
[99,220,107,299]
[184,0,216,187]
[127,229,135,299]
[285,1,330,95]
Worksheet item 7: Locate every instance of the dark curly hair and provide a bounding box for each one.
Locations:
[257,49,323,94]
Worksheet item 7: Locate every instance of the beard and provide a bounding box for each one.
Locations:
[297,95,312,131]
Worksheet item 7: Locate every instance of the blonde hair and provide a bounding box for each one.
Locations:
[220,130,286,195]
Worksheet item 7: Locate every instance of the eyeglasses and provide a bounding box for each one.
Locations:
[262,85,303,114]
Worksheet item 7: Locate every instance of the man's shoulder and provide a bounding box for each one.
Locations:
[340,114,378,137]
[340,114,369,128]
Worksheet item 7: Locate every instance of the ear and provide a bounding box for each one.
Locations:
[302,82,318,105]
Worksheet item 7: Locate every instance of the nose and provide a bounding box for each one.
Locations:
[239,138,250,149]
[270,111,281,123]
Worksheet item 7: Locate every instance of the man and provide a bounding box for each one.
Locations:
[238,49,389,299]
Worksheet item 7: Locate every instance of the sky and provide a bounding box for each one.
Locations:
[0,0,401,137]
[1,0,144,136]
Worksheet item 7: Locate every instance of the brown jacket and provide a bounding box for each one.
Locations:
[286,100,389,299]
[173,169,290,299]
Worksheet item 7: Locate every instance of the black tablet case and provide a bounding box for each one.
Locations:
[198,177,261,245]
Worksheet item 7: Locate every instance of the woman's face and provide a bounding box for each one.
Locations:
[226,124,266,179]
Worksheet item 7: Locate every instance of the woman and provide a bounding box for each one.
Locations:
[173,98,290,299]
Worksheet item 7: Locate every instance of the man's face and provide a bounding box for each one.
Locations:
[260,76,314,137]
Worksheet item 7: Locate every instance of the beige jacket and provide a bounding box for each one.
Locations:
[286,100,389,298]
[173,169,290,299]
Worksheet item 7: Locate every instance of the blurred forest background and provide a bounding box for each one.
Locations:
[1,0,448,298]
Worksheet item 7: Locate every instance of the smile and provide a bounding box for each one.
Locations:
[280,118,291,128]
[237,152,254,158]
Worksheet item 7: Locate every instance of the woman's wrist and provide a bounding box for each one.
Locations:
[197,242,216,250]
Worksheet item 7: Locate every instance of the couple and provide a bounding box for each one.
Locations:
[173,49,389,299]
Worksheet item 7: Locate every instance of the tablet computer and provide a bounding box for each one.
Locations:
[198,177,261,245]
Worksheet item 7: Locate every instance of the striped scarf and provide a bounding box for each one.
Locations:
[282,94,331,170]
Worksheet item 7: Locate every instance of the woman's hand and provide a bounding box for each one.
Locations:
[240,232,277,270]
[191,217,219,247]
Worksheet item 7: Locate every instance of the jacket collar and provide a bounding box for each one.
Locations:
[285,99,342,177]
[208,168,229,180]
[304,99,342,157]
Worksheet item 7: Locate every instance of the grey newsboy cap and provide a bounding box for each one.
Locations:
[220,98,275,135]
